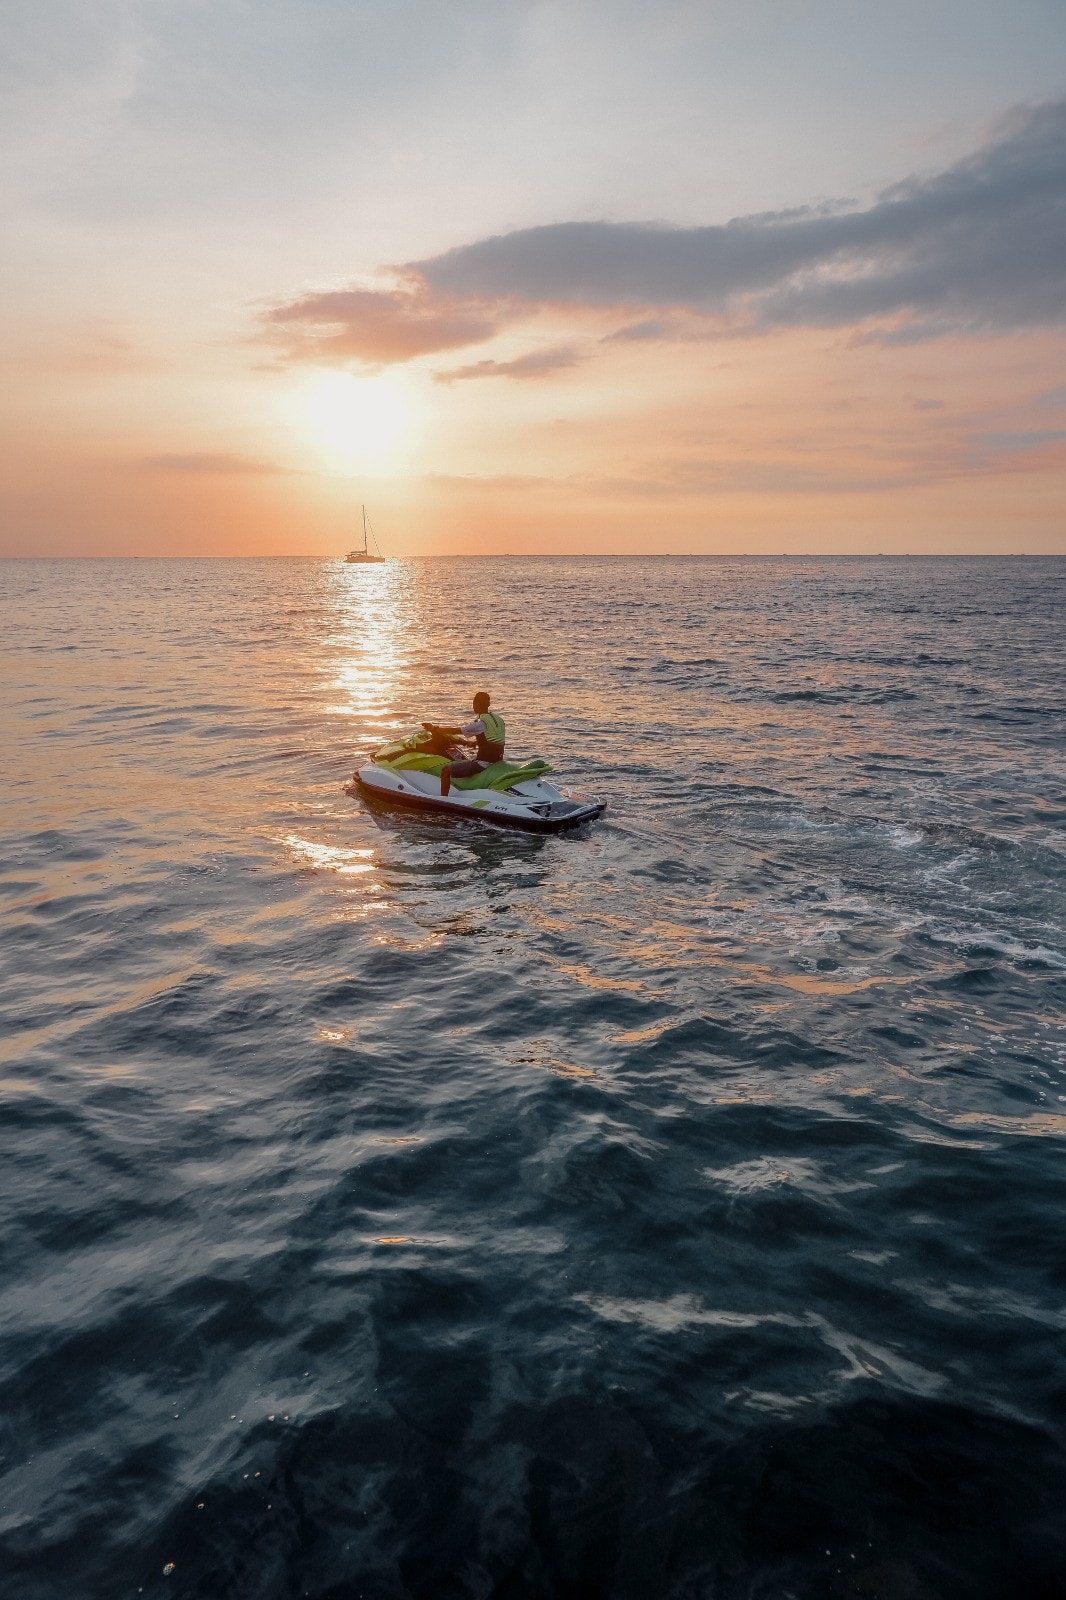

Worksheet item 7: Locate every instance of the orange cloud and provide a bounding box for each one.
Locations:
[434,345,584,383]
[139,452,293,474]
[264,276,505,365]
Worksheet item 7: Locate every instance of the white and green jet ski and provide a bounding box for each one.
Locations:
[353,723,606,834]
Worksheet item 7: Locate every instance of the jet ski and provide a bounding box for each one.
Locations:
[353,723,606,833]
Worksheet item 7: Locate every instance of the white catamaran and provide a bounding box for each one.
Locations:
[345,506,386,564]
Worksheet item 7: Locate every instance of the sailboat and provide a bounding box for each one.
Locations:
[345,506,386,564]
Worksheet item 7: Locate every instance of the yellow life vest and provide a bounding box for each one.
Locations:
[478,709,505,749]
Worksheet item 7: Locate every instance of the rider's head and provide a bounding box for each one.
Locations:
[472,691,490,714]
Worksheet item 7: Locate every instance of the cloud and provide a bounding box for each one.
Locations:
[593,420,1066,499]
[965,428,1066,461]
[605,319,669,342]
[435,345,584,383]
[601,312,731,343]
[413,100,1066,339]
[263,100,1066,367]
[139,452,289,474]
[263,278,504,365]
[1032,383,1066,409]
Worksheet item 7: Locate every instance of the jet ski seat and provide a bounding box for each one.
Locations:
[452,758,553,791]
[374,747,553,791]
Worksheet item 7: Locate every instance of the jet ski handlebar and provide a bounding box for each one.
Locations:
[416,721,467,757]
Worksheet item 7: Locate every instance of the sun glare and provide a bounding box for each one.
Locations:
[292,370,419,474]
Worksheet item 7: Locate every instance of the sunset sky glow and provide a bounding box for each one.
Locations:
[3,0,1066,555]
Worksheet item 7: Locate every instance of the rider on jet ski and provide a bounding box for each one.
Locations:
[440,692,505,797]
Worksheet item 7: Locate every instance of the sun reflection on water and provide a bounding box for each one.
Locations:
[282,833,393,922]
[284,835,376,876]
[325,560,410,733]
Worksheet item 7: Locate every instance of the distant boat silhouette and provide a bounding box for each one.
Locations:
[345,506,386,564]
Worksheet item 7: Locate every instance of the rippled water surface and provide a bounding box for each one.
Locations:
[2,556,1065,1600]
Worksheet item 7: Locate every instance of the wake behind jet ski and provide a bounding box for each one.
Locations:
[352,692,605,833]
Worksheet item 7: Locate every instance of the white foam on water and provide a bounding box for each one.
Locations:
[921,850,980,887]
[926,925,1066,970]
[704,878,914,953]
[887,824,924,849]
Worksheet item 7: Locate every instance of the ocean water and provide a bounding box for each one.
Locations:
[2,555,1065,1600]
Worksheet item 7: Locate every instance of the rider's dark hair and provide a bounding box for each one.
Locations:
[472,691,490,713]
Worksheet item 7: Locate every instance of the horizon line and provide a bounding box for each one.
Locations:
[1,551,1060,561]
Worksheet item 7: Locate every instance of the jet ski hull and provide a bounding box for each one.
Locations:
[354,765,606,833]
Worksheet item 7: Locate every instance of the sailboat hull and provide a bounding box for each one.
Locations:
[344,504,386,562]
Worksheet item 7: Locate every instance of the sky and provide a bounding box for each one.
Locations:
[2,0,1065,555]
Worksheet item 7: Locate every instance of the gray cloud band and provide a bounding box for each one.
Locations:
[269,100,1066,364]
[417,102,1066,334]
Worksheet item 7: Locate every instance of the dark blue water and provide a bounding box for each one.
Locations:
[2,556,1065,1600]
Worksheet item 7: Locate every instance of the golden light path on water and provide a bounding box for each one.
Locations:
[324,559,409,728]
[284,838,376,876]
[281,558,415,912]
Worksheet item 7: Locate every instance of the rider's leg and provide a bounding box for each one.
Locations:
[441,759,485,797]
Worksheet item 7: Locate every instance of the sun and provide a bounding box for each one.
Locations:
[291,369,419,474]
